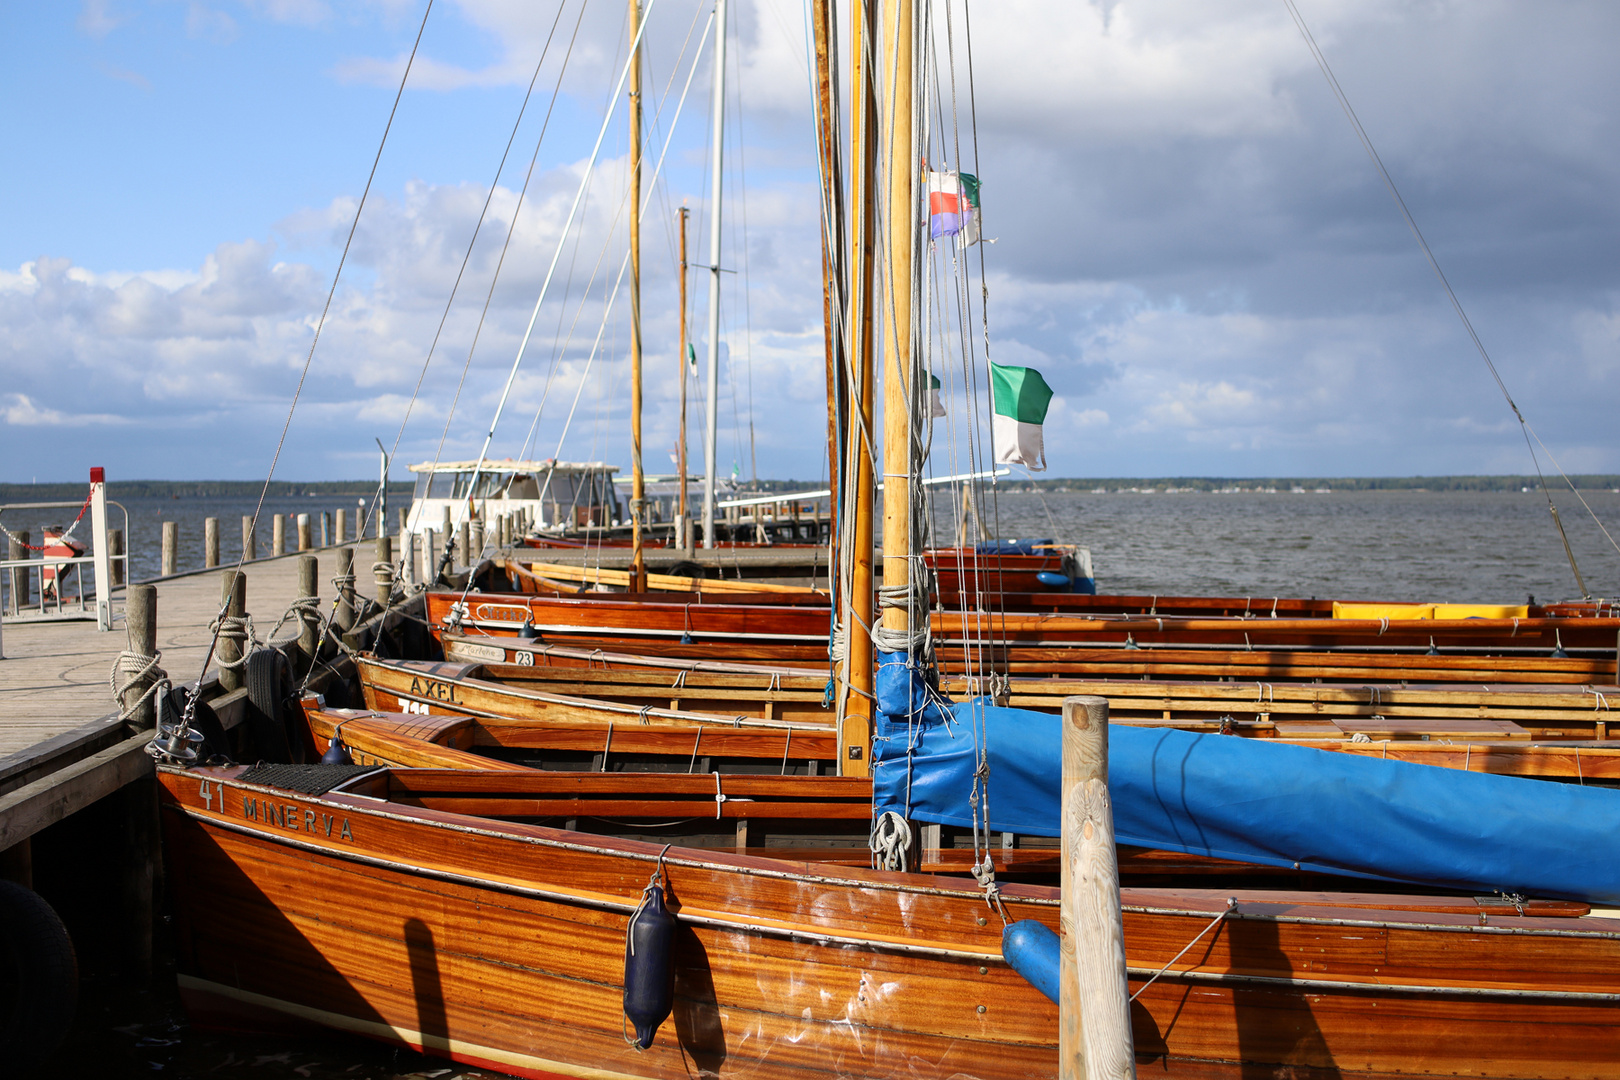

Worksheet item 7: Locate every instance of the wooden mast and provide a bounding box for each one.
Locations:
[627,0,646,590]
[677,206,690,541]
[811,0,843,543]
[878,0,915,648]
[840,0,880,775]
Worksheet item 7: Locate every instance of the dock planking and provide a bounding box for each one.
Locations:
[0,543,386,758]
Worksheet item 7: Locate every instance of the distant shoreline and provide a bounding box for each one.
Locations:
[3,474,1616,501]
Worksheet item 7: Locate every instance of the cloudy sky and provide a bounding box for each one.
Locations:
[3,0,1618,483]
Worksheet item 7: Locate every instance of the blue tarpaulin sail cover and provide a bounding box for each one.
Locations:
[871,656,1620,903]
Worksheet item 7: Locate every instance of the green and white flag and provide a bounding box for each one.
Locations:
[927,373,946,418]
[989,362,1054,470]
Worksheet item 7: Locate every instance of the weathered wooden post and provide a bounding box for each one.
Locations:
[6,531,28,613]
[458,521,470,569]
[320,511,330,548]
[470,518,485,561]
[219,570,247,693]
[374,535,393,607]
[297,513,312,552]
[272,514,286,557]
[297,555,319,664]
[441,506,453,552]
[398,507,409,537]
[242,516,256,562]
[204,517,219,569]
[334,546,356,631]
[335,508,348,549]
[124,584,159,728]
[109,527,125,587]
[355,499,365,541]
[401,530,417,588]
[161,521,178,576]
[1061,695,1135,1080]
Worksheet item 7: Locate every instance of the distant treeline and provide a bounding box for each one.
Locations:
[739,475,1620,494]
[0,480,416,502]
[985,475,1620,493]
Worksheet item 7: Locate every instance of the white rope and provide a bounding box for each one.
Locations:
[110,650,169,720]
[869,811,912,872]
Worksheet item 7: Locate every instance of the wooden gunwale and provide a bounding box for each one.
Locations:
[166,767,1620,989]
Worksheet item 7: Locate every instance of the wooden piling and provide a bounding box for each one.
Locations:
[204,517,219,569]
[124,584,159,728]
[355,501,366,541]
[161,521,178,577]
[6,531,28,612]
[458,521,470,569]
[297,513,312,552]
[334,547,356,631]
[335,509,347,548]
[242,516,256,562]
[398,507,409,537]
[1060,695,1135,1080]
[108,527,124,587]
[470,519,485,561]
[272,515,286,557]
[296,555,319,662]
[218,570,247,693]
[320,511,330,548]
[422,528,436,583]
[374,535,393,606]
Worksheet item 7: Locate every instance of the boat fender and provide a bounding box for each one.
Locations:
[518,618,541,641]
[0,880,78,1071]
[1036,571,1070,589]
[623,864,678,1049]
[1002,919,1060,1004]
[321,724,354,765]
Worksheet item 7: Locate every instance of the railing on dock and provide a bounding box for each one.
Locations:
[0,468,126,641]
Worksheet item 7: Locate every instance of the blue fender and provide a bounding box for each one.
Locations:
[1002,919,1060,1004]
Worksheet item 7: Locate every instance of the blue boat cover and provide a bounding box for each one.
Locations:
[871,671,1620,904]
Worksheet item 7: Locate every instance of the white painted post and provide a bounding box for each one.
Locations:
[90,467,112,630]
[297,513,311,552]
[1061,695,1136,1080]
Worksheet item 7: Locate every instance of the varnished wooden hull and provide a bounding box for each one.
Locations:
[159,765,1620,1079]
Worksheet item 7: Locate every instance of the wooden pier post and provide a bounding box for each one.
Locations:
[109,528,124,587]
[219,570,247,693]
[272,515,286,557]
[470,518,485,561]
[298,557,319,667]
[124,584,159,728]
[242,516,256,562]
[398,507,409,537]
[458,521,470,570]
[1061,695,1135,1080]
[6,532,28,613]
[334,546,356,631]
[204,517,219,569]
[355,500,366,541]
[401,530,417,588]
[297,513,312,552]
[335,509,347,549]
[374,535,393,606]
[161,521,178,577]
[422,528,436,583]
[320,512,330,548]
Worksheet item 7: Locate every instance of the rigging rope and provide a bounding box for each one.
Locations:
[1282,0,1615,596]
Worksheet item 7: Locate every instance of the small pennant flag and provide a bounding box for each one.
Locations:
[927,373,946,418]
[989,362,1054,470]
[927,171,980,246]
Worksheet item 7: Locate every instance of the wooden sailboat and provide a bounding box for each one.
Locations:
[152,3,1620,1077]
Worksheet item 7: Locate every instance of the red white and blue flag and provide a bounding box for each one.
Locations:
[927,171,980,246]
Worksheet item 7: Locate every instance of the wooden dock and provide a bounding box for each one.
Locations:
[0,542,386,756]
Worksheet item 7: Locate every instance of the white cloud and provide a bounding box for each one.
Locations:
[1,394,128,427]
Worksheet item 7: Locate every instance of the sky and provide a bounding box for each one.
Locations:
[3,0,1619,483]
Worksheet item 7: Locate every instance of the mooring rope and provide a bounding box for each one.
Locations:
[110,649,170,721]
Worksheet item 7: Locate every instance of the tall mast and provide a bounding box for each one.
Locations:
[878,0,916,644]
[700,0,729,549]
[811,0,844,543]
[677,206,690,537]
[627,0,646,589]
[840,0,879,774]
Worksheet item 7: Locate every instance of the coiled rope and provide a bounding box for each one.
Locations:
[869,811,913,872]
[110,649,170,722]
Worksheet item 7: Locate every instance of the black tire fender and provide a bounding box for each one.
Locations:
[0,880,78,1072]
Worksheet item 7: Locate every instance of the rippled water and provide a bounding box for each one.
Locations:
[30,486,1620,1076]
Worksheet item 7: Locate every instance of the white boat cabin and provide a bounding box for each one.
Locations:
[404,459,622,537]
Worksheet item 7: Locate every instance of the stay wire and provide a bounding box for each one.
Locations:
[182,0,435,720]
[1282,0,1612,595]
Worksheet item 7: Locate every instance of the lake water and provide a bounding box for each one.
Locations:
[20,485,1620,1076]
